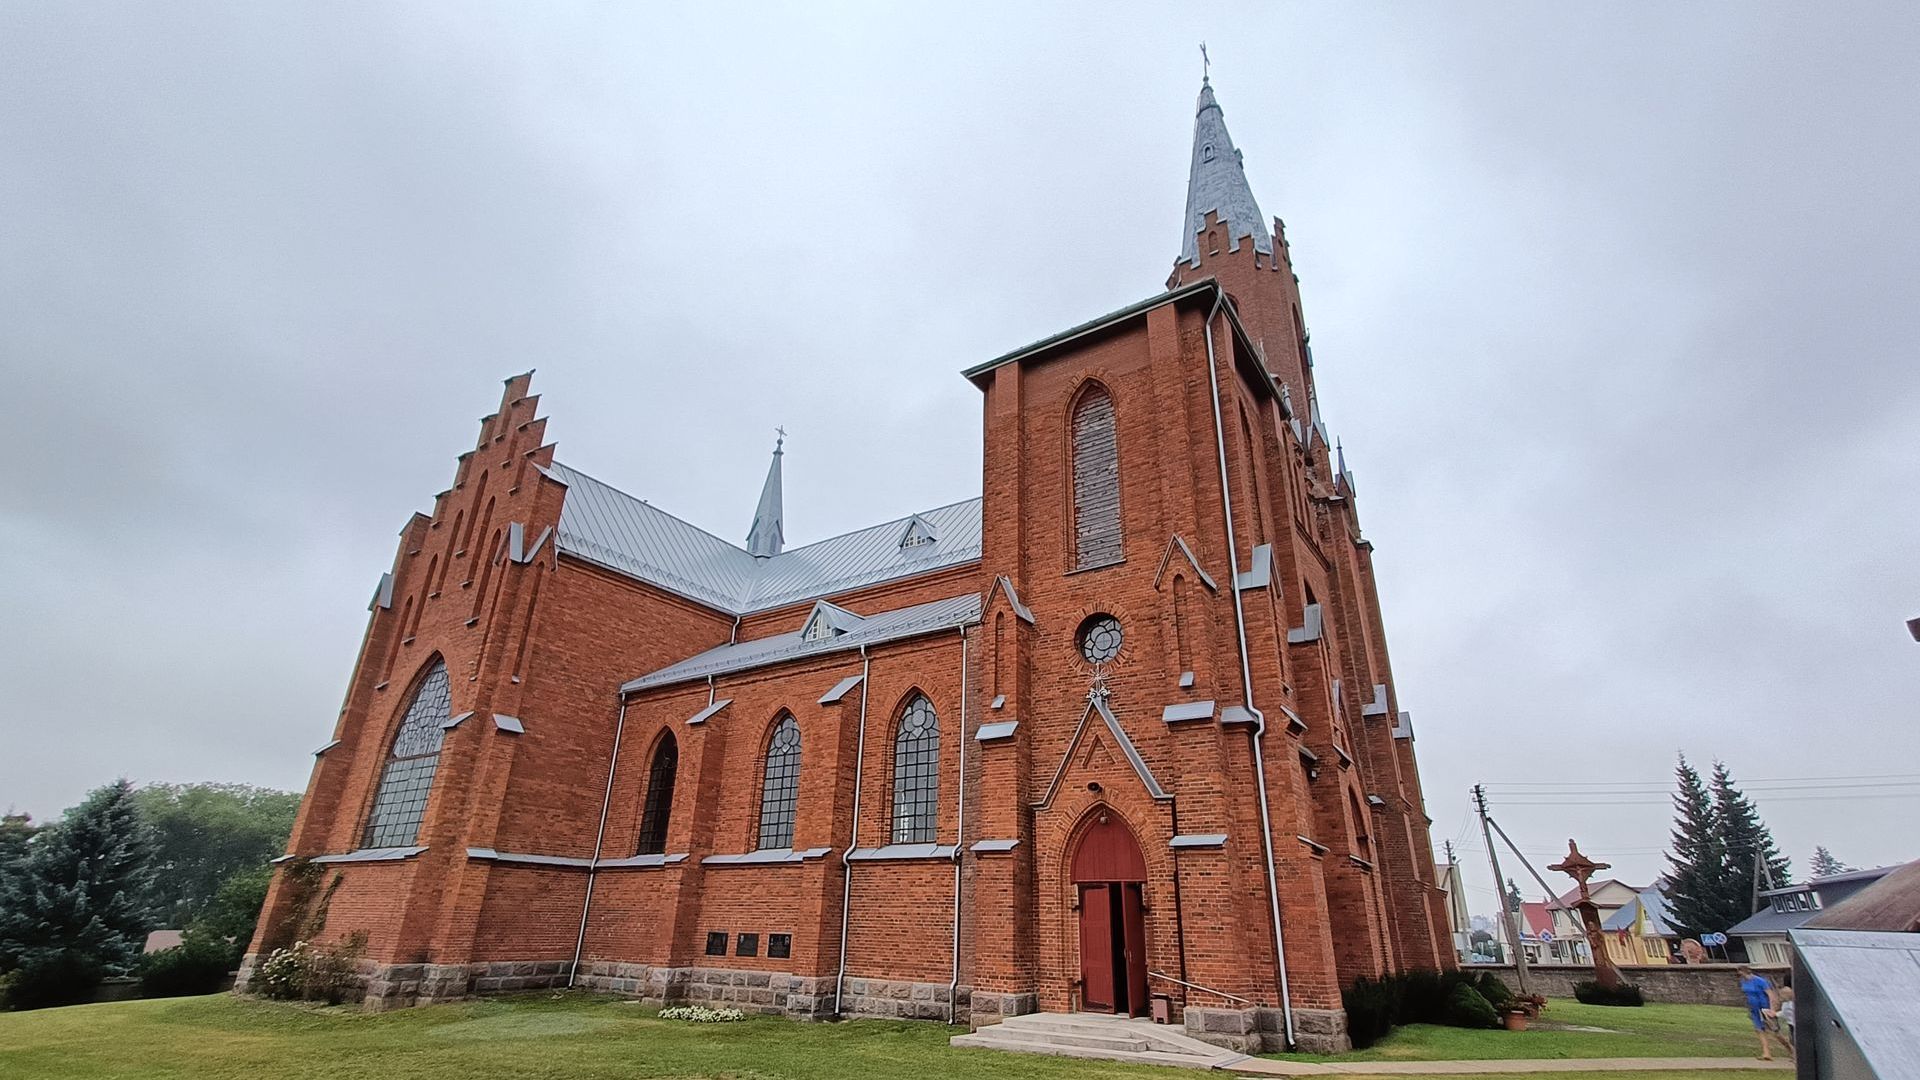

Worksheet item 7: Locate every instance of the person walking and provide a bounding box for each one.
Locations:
[1737,966,1792,1061]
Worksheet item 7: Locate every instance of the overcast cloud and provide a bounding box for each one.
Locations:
[3,3,1916,918]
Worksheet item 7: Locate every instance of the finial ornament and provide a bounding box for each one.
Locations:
[774,425,787,451]
[1200,42,1210,84]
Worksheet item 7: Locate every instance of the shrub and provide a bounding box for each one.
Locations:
[1340,976,1398,1048]
[1442,982,1499,1029]
[1398,968,1449,1025]
[1473,971,1515,1008]
[658,1004,745,1023]
[0,951,104,1011]
[252,933,366,1004]
[1573,980,1645,1007]
[139,937,233,998]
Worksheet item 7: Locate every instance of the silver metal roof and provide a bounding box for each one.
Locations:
[622,592,981,692]
[745,439,784,558]
[542,461,982,615]
[1180,79,1273,267]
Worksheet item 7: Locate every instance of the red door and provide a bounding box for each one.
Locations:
[1121,883,1148,1016]
[1078,883,1115,1011]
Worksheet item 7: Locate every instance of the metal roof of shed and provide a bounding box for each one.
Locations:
[542,461,981,615]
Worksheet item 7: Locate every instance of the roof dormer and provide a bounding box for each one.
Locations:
[899,514,940,551]
[800,600,865,642]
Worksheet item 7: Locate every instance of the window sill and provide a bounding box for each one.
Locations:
[846,843,957,862]
[702,847,832,867]
[310,846,427,864]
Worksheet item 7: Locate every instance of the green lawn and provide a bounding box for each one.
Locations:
[0,992,1779,1080]
[1273,1000,1763,1062]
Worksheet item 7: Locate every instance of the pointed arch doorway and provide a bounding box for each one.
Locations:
[1071,811,1149,1016]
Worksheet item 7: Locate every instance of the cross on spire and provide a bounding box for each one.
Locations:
[1200,42,1210,84]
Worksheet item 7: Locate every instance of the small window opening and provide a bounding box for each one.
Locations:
[736,933,759,958]
[767,933,792,959]
[705,932,729,956]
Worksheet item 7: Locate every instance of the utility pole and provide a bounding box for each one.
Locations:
[1474,784,1529,993]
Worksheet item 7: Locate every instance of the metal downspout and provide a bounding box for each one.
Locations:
[569,694,629,987]
[1203,289,1297,1049]
[833,645,872,1015]
[949,624,969,1023]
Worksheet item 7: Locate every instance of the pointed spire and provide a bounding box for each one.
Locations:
[1180,73,1273,267]
[745,432,785,558]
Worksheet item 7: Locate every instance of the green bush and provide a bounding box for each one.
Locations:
[252,933,366,1005]
[1341,976,1399,1048]
[1398,968,1449,1025]
[1573,979,1645,1007]
[1473,970,1515,1008]
[138,938,232,998]
[1442,981,1499,1028]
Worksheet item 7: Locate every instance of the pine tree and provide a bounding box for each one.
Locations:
[0,781,155,1009]
[1712,762,1791,918]
[1661,755,1722,939]
[1506,879,1524,913]
[1809,845,1850,879]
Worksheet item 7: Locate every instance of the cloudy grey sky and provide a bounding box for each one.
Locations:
[4,3,1917,919]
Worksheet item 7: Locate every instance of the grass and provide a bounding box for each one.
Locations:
[1273,999,1763,1062]
[0,992,1780,1080]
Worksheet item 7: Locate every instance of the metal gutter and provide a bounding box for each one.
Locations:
[949,624,969,1022]
[567,695,629,987]
[833,645,872,1014]
[1202,286,1296,1049]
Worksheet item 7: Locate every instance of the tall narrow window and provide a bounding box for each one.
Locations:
[891,695,939,844]
[1070,383,1123,569]
[757,715,801,849]
[363,658,451,848]
[636,732,678,855]
[1172,574,1192,675]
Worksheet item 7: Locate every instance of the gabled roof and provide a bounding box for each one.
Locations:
[1806,860,1920,932]
[1600,887,1678,936]
[622,593,981,692]
[543,461,982,615]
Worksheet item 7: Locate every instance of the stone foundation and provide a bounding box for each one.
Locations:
[966,990,1038,1028]
[235,954,982,1025]
[1184,1004,1349,1054]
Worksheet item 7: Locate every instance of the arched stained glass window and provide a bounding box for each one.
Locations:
[1071,384,1123,569]
[891,695,939,844]
[757,715,801,849]
[636,733,678,856]
[363,659,451,848]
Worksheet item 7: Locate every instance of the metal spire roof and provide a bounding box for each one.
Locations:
[1179,76,1273,267]
[745,435,785,558]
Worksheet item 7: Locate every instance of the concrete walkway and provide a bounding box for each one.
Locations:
[1226,1057,1792,1075]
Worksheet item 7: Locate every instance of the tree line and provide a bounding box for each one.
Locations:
[1661,754,1855,949]
[0,780,298,1009]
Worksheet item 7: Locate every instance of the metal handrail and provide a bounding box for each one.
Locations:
[1148,970,1254,1006]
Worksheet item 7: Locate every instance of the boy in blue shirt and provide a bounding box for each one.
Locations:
[1737,966,1792,1061]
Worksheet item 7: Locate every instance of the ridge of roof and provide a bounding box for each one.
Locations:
[623,592,981,691]
[541,460,982,616]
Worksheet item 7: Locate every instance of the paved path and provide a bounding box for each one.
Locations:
[1224,1056,1791,1075]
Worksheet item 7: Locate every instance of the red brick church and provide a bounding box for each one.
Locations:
[246,77,1450,1052]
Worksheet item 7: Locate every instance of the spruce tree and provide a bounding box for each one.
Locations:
[0,781,155,1008]
[1661,755,1722,939]
[1711,762,1791,917]
[1809,845,1849,879]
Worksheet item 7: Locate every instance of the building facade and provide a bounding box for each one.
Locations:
[245,78,1449,1053]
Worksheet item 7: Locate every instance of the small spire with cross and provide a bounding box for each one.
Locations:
[1200,42,1210,85]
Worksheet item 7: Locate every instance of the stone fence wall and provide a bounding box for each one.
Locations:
[1466,962,1790,1008]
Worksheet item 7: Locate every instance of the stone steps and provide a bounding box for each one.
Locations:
[951,1012,1244,1071]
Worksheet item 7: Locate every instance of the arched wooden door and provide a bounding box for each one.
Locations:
[1071,812,1149,1016]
